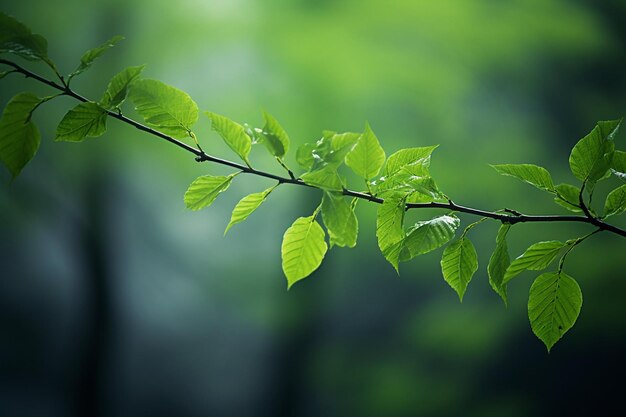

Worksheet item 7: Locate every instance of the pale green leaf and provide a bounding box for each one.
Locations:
[100,65,145,109]
[604,184,626,217]
[376,193,406,271]
[296,143,315,170]
[129,79,198,139]
[553,183,582,213]
[488,224,511,305]
[569,119,621,183]
[503,241,566,284]
[281,216,328,288]
[259,111,289,158]
[0,93,41,178]
[55,102,107,142]
[206,112,252,165]
[528,271,582,351]
[491,164,555,192]
[440,237,478,301]
[184,174,236,211]
[301,165,343,191]
[611,150,626,182]
[0,12,49,61]
[321,191,358,248]
[69,35,124,79]
[297,131,359,172]
[225,186,274,234]
[384,146,438,176]
[345,122,386,179]
[401,215,459,261]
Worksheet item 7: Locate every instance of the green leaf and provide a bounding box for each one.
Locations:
[296,143,315,170]
[491,164,555,192]
[100,65,145,109]
[129,79,198,139]
[0,12,49,62]
[528,271,582,351]
[297,131,360,172]
[345,122,386,179]
[259,111,289,158]
[184,174,236,211]
[569,119,621,183]
[503,241,566,284]
[301,165,343,191]
[553,183,582,212]
[0,93,41,178]
[225,186,274,234]
[321,191,358,248]
[384,146,438,176]
[401,215,459,261]
[55,102,107,142]
[440,237,478,301]
[0,70,12,79]
[376,193,406,271]
[206,112,252,165]
[604,184,626,217]
[281,216,328,288]
[69,35,124,79]
[611,150,626,182]
[488,224,511,306]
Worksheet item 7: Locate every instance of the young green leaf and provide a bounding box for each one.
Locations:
[225,186,274,234]
[553,183,582,212]
[0,12,49,62]
[376,193,406,271]
[55,102,107,142]
[440,237,478,301]
[281,216,328,288]
[206,112,252,165]
[259,111,289,158]
[184,174,236,211]
[69,35,124,79]
[401,215,459,261]
[0,93,41,178]
[301,165,343,191]
[384,146,438,176]
[321,191,358,248]
[299,131,360,173]
[488,224,511,306]
[100,65,145,109]
[611,150,626,182]
[345,122,386,180]
[129,79,198,139]
[296,143,315,170]
[490,164,555,192]
[604,184,626,217]
[503,241,566,284]
[569,119,621,183]
[528,271,582,351]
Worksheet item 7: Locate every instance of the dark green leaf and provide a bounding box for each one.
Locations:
[206,112,252,165]
[0,93,41,178]
[321,191,358,248]
[129,79,198,139]
[491,163,554,192]
[225,186,275,234]
[69,35,124,79]
[401,215,459,261]
[503,241,566,284]
[611,150,626,182]
[440,237,478,301]
[100,65,145,109]
[376,193,406,271]
[345,122,386,179]
[553,183,582,212]
[184,174,236,211]
[0,12,49,62]
[55,102,107,142]
[281,215,328,288]
[528,271,582,351]
[569,119,621,183]
[259,111,289,158]
[488,224,511,305]
[604,184,626,217]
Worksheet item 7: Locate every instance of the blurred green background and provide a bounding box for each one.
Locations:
[1,1,626,416]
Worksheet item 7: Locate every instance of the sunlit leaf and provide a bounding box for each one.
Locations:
[569,119,621,183]
[345,122,386,179]
[301,165,343,191]
[100,65,145,109]
[184,174,236,211]
[55,102,107,142]
[69,35,124,79]
[206,112,252,165]
[553,183,582,212]
[604,184,626,217]
[0,93,41,178]
[401,215,459,261]
[488,224,511,306]
[321,191,358,248]
[281,216,328,288]
[440,237,478,301]
[376,193,406,271]
[528,271,582,351]
[259,111,289,158]
[611,150,626,182]
[491,163,554,192]
[225,186,274,234]
[503,241,566,284]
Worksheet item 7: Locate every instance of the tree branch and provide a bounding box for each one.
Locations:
[2,58,625,238]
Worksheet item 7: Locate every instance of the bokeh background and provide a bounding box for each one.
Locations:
[1,1,625,416]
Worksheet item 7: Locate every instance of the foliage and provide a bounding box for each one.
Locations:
[1,13,625,351]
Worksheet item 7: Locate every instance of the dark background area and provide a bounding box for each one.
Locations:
[1,1,625,416]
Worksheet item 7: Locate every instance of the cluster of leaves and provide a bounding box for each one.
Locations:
[1,13,625,351]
